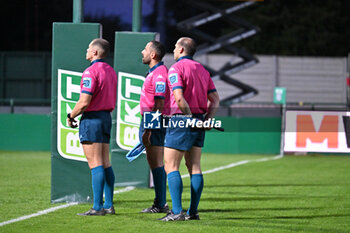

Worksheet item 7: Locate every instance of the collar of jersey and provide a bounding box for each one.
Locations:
[176,56,193,62]
[148,61,164,73]
[90,59,105,66]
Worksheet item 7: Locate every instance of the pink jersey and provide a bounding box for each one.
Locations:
[140,63,170,115]
[168,57,216,115]
[80,60,117,112]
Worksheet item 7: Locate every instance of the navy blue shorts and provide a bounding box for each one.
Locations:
[164,115,205,151]
[79,111,112,143]
[139,116,166,146]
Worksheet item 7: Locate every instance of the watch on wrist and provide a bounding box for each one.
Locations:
[67,113,73,120]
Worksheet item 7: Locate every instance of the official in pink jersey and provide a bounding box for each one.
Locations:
[139,40,170,214]
[67,38,117,216]
[159,37,220,221]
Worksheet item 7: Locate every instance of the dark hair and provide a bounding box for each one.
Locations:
[149,40,166,60]
[179,37,197,57]
[91,38,110,58]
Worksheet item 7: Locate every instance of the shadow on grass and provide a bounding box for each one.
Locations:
[223,213,350,220]
[204,183,344,188]
[199,206,329,213]
[114,199,155,205]
[195,195,341,203]
[213,221,347,233]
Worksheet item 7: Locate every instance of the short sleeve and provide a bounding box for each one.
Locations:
[168,66,183,91]
[80,69,96,95]
[153,74,167,99]
[207,76,216,94]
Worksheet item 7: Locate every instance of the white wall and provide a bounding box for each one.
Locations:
[163,54,348,104]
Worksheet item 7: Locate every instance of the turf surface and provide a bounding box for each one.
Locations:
[0,151,350,232]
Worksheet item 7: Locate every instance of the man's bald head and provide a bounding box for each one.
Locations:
[178,37,197,57]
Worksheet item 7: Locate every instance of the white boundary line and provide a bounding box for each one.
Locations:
[0,202,79,227]
[0,186,135,227]
[181,154,282,178]
[114,186,136,194]
[0,155,282,227]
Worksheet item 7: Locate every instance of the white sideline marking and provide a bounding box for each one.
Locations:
[0,202,78,227]
[181,154,283,178]
[0,155,282,227]
[114,186,135,194]
[0,186,135,227]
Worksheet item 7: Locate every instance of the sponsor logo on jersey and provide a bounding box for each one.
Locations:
[155,81,166,93]
[83,77,92,88]
[169,73,178,85]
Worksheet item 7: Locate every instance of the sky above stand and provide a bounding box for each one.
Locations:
[84,0,155,29]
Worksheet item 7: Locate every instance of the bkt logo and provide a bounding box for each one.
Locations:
[144,110,162,129]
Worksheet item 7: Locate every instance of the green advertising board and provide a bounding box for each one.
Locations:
[57,69,85,161]
[116,72,144,150]
[51,23,101,203]
[111,32,157,187]
[52,28,158,202]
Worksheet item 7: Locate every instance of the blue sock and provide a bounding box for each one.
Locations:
[103,166,115,209]
[152,166,167,207]
[91,165,105,211]
[187,174,204,215]
[167,171,183,214]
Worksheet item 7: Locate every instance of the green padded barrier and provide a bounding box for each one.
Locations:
[111,32,156,187]
[51,23,101,203]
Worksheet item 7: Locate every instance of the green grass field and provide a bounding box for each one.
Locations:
[1,151,350,233]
